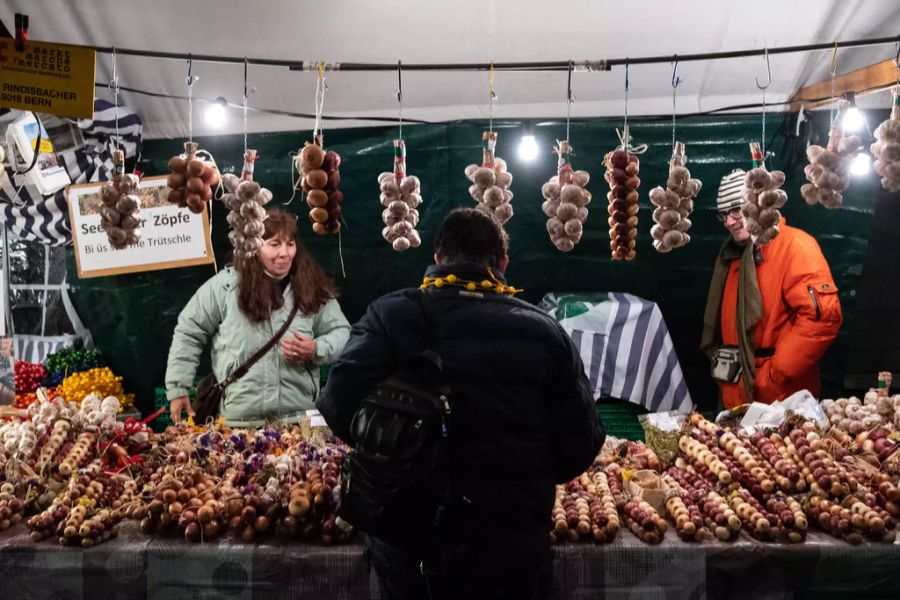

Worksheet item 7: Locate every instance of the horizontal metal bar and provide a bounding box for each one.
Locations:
[35,34,900,72]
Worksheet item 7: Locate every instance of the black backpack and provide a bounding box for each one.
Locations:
[338,289,454,554]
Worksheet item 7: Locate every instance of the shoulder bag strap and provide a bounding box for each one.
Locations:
[413,288,445,379]
[221,301,301,388]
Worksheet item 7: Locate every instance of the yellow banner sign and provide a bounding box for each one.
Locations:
[0,39,96,119]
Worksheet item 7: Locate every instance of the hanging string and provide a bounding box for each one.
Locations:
[614,127,648,154]
[307,62,344,277]
[242,58,250,154]
[286,62,327,206]
[623,58,630,135]
[186,55,198,144]
[333,61,346,278]
[284,150,300,206]
[195,148,222,265]
[396,61,403,140]
[129,50,143,177]
[488,62,496,133]
[286,63,327,206]
[671,55,681,150]
[830,41,838,126]
[313,63,322,138]
[318,63,328,131]
[109,47,120,152]
[565,60,573,141]
[895,42,900,85]
[761,88,766,159]
[893,44,900,123]
[337,229,346,278]
[615,60,647,153]
[755,46,771,160]
[312,61,327,140]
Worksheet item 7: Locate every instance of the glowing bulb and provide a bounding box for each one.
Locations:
[850,153,871,177]
[842,106,864,132]
[205,98,228,128]
[518,134,539,161]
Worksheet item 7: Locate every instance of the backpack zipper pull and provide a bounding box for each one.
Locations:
[440,394,451,415]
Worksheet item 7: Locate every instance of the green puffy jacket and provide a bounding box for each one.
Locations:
[165,267,350,427]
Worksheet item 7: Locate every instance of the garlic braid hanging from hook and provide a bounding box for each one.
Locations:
[869,46,900,192]
[379,61,424,251]
[295,62,344,235]
[218,57,271,261]
[98,48,143,250]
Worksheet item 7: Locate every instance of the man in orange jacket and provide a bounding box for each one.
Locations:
[701,169,842,408]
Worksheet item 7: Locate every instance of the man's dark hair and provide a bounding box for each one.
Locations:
[433,208,509,268]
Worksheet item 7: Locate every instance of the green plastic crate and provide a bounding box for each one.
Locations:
[596,398,647,442]
[153,386,196,432]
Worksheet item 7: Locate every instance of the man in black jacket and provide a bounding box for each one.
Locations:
[318,208,604,600]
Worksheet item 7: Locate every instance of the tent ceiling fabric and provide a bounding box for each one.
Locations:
[4,0,899,139]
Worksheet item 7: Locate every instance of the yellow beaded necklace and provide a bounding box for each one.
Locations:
[420,267,523,296]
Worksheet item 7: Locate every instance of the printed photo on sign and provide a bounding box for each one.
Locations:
[76,181,175,214]
[67,176,215,278]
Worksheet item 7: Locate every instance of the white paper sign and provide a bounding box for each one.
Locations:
[305,408,328,427]
[67,176,215,278]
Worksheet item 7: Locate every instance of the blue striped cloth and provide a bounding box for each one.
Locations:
[13,336,78,364]
[541,292,693,413]
[0,99,142,245]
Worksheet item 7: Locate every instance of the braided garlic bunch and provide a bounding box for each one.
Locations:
[604,149,640,261]
[379,140,422,251]
[801,104,862,209]
[465,131,514,225]
[542,140,591,252]
[221,150,272,259]
[649,142,700,253]
[742,143,787,245]
[99,150,142,249]
[871,86,900,193]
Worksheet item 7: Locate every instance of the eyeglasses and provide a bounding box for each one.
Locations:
[716,207,743,222]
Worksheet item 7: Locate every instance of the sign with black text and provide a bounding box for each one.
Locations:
[67,176,215,278]
[0,39,96,119]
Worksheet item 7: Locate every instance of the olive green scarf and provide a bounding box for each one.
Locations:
[700,240,763,401]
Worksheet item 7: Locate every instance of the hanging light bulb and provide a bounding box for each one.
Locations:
[841,92,865,132]
[205,97,228,129]
[850,152,871,177]
[843,106,865,132]
[518,130,539,162]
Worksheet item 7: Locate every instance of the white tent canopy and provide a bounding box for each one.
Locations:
[4,0,899,139]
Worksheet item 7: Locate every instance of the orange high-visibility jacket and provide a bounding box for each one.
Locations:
[719,219,842,408]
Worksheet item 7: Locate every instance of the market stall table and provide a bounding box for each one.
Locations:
[2,522,899,599]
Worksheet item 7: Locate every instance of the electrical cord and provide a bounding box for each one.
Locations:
[15,112,43,175]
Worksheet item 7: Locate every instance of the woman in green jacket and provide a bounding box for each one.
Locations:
[165,208,350,426]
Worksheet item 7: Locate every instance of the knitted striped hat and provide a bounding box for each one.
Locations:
[716,169,746,212]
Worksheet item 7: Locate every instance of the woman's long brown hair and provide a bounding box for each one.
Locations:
[234,208,338,321]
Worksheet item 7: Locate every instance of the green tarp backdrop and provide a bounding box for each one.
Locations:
[67,111,884,415]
